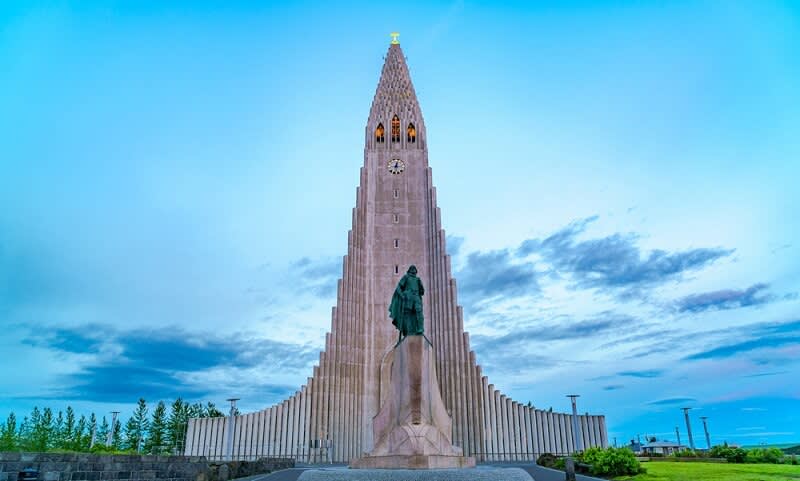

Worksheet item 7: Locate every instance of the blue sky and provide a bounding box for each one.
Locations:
[1,1,799,447]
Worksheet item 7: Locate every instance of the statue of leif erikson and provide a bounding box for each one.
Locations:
[389,265,425,339]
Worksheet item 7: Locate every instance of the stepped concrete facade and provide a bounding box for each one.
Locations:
[184,40,608,463]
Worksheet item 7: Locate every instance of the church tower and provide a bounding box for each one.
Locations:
[184,38,608,462]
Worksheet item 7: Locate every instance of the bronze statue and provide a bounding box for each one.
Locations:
[389,265,425,339]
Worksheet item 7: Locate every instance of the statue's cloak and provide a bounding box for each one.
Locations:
[389,272,424,336]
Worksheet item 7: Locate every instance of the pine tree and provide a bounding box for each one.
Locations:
[167,398,189,453]
[62,406,76,449]
[112,419,122,450]
[124,399,149,452]
[75,415,88,451]
[204,402,224,417]
[52,411,64,449]
[146,401,167,454]
[97,416,109,446]
[17,416,30,449]
[88,413,97,448]
[25,407,45,451]
[0,413,17,451]
[188,403,204,419]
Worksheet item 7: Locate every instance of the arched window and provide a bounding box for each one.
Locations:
[375,123,385,143]
[407,123,416,143]
[391,115,400,142]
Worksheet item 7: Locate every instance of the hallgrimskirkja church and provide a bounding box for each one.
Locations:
[184,38,608,463]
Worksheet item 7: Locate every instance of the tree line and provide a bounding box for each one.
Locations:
[0,398,226,454]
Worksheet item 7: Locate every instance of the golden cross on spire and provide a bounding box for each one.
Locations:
[390,32,400,45]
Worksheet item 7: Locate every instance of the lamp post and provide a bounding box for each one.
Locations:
[90,419,97,448]
[681,407,695,451]
[567,395,583,452]
[701,416,711,449]
[226,398,240,461]
[675,426,681,447]
[107,411,120,446]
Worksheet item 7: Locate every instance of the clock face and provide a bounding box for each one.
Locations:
[388,159,405,174]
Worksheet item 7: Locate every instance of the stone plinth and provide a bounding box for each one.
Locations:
[299,467,530,480]
[351,335,475,469]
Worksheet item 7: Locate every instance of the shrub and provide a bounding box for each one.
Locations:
[746,447,785,464]
[709,444,748,463]
[672,448,697,458]
[537,453,558,468]
[580,447,643,477]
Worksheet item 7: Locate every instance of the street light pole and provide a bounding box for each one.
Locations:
[567,395,583,452]
[675,426,681,447]
[701,416,711,449]
[226,398,240,461]
[107,411,120,446]
[681,407,695,451]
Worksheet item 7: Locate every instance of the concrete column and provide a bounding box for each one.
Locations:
[701,417,711,449]
[682,408,696,451]
[486,385,497,460]
[214,417,224,460]
[267,406,278,457]
[524,407,534,461]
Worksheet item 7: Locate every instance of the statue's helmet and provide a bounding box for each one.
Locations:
[407,265,418,275]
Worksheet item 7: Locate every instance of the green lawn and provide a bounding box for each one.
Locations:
[614,462,800,481]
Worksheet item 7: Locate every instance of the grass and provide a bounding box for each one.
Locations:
[614,462,800,481]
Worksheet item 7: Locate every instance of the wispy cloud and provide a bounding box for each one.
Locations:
[675,283,774,313]
[618,369,664,378]
[291,256,341,298]
[647,397,696,406]
[21,323,318,403]
[742,371,789,378]
[456,249,540,308]
[517,216,733,299]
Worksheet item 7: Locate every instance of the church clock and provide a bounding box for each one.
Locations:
[387,159,405,174]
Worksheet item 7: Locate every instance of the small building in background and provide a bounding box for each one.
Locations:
[642,440,684,456]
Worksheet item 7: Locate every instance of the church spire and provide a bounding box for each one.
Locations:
[367,39,425,149]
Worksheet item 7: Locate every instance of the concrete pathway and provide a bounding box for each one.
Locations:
[238,463,607,481]
[519,464,605,481]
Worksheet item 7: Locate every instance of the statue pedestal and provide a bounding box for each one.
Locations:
[351,335,475,469]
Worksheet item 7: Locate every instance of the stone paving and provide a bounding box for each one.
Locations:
[296,466,532,481]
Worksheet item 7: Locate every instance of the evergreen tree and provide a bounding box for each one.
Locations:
[124,399,149,452]
[41,407,53,450]
[112,418,122,450]
[62,406,76,449]
[25,407,45,451]
[97,416,109,446]
[188,403,204,419]
[204,402,224,417]
[0,413,17,451]
[146,401,167,454]
[17,416,30,449]
[75,415,88,451]
[52,411,64,449]
[167,398,189,453]
[88,413,97,448]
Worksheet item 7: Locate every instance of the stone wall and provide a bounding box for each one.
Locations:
[0,453,293,481]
